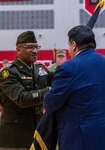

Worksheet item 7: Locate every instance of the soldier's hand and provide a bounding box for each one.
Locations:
[38,87,51,98]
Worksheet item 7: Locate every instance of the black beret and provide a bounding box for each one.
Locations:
[16,31,37,45]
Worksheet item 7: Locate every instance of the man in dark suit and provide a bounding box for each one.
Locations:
[0,31,53,150]
[44,25,105,150]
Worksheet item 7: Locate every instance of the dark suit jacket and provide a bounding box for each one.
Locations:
[44,48,105,150]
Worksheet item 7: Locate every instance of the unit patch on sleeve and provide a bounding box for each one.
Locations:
[1,69,9,79]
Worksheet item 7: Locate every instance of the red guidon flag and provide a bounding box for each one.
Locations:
[85,0,99,14]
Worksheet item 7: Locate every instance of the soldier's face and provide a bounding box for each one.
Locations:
[56,55,67,66]
[17,43,41,66]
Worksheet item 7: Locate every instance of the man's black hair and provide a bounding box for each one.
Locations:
[68,25,96,50]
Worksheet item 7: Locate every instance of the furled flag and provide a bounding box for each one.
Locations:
[30,113,57,150]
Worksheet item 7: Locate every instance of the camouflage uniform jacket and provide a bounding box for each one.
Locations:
[47,63,57,72]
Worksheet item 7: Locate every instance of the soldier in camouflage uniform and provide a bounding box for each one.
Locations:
[0,31,53,150]
[48,50,67,72]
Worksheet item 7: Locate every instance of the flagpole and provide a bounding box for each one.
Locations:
[86,0,105,29]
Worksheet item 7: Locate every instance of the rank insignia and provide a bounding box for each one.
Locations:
[2,69,9,79]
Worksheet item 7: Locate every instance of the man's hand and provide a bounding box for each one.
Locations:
[38,87,51,98]
[43,107,46,114]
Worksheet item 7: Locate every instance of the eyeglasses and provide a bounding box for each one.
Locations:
[18,44,41,50]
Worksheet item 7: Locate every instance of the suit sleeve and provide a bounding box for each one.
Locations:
[43,65,73,114]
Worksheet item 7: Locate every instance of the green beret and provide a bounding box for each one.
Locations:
[16,31,37,45]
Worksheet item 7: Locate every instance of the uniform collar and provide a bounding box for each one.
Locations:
[17,58,33,70]
[13,57,33,76]
[75,49,85,57]
[75,48,95,57]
